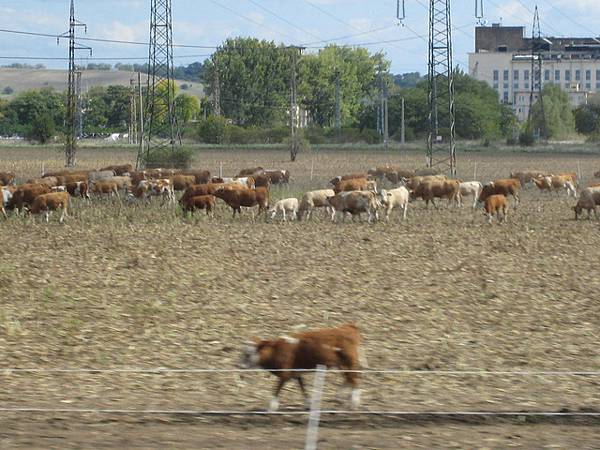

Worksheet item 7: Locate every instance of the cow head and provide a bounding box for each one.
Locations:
[329,176,342,186]
[240,338,271,369]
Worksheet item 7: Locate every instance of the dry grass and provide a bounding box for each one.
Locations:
[1,145,600,447]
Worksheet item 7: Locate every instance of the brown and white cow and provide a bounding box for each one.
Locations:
[533,175,577,197]
[66,181,90,199]
[7,183,51,213]
[329,173,368,186]
[333,178,377,194]
[213,186,269,217]
[264,169,290,185]
[410,179,460,208]
[510,170,547,188]
[483,194,508,224]
[237,167,264,177]
[241,324,365,412]
[29,192,70,223]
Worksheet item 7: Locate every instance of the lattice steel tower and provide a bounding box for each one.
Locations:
[61,0,90,167]
[427,0,456,175]
[527,5,548,141]
[138,0,180,169]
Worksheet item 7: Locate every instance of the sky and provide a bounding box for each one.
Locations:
[0,0,598,74]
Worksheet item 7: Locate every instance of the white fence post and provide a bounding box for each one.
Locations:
[305,365,327,450]
[310,160,315,181]
[219,162,223,178]
[473,162,477,181]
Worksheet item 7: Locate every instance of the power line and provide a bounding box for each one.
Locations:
[541,0,599,37]
[0,54,210,61]
[246,0,323,43]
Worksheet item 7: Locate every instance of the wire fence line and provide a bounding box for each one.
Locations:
[2,368,600,375]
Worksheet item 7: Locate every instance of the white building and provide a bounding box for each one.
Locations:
[469,24,599,121]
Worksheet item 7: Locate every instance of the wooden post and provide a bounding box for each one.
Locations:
[473,162,478,181]
[305,365,326,450]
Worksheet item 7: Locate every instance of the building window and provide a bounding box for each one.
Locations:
[565,70,571,81]
[586,82,591,90]
[596,70,600,80]
[575,70,581,81]
[586,70,591,81]
[513,70,519,80]
[596,81,600,89]
[544,70,550,81]
[555,70,560,81]
[524,70,530,80]
[525,82,529,89]
[503,83,509,89]
[503,91,509,102]
[493,70,499,81]
[513,82,519,89]
[503,70,509,81]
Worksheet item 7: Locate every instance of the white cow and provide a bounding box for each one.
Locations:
[222,177,255,189]
[458,181,483,208]
[378,187,409,222]
[268,198,299,221]
[1,188,12,219]
[298,189,335,221]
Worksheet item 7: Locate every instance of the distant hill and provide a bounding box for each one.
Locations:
[0,68,205,99]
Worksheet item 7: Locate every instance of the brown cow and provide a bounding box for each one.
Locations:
[100,164,133,176]
[213,186,269,217]
[333,178,377,194]
[7,183,51,212]
[241,324,364,412]
[510,170,547,188]
[384,168,416,185]
[27,176,59,188]
[326,191,380,222]
[29,192,69,223]
[64,174,88,185]
[329,173,368,186]
[65,181,90,199]
[483,194,508,224]
[172,174,196,191]
[410,179,460,208]
[237,167,264,177]
[573,187,600,220]
[253,174,271,189]
[478,179,521,206]
[181,169,211,184]
[533,175,577,197]
[0,172,15,186]
[92,180,120,198]
[264,169,290,185]
[403,175,447,191]
[181,194,216,216]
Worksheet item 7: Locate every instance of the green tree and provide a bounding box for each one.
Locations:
[28,113,56,144]
[175,93,201,124]
[528,84,575,139]
[9,88,64,128]
[197,115,228,143]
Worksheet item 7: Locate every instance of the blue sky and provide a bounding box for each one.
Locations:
[0,0,598,74]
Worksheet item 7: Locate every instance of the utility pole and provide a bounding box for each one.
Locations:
[129,78,138,145]
[137,72,145,163]
[212,55,221,117]
[527,5,548,141]
[60,0,91,168]
[383,79,389,149]
[138,0,181,169]
[426,0,456,175]
[75,71,83,139]
[289,46,304,162]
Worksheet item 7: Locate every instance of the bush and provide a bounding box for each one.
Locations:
[2,87,13,95]
[519,128,535,147]
[144,146,193,169]
[283,135,311,161]
[196,115,228,144]
[28,113,55,144]
[304,126,327,144]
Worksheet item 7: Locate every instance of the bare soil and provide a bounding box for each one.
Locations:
[1,146,600,448]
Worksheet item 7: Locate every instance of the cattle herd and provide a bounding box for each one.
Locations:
[1,163,599,225]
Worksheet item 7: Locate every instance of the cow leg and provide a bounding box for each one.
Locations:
[281,209,286,222]
[270,378,287,412]
[59,206,66,224]
[296,377,311,408]
[44,211,50,223]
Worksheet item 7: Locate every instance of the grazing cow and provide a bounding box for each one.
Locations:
[88,170,116,183]
[7,184,51,213]
[326,191,380,223]
[298,189,335,221]
[333,178,377,194]
[181,194,216,216]
[329,173,368,186]
[241,324,364,412]
[100,164,133,176]
[510,170,547,188]
[92,180,120,198]
[384,168,416,185]
[533,175,577,197]
[410,179,460,208]
[150,179,176,204]
[458,181,483,208]
[264,170,290,185]
[483,194,508,224]
[99,176,132,191]
[253,174,271,189]
[238,167,264,177]
[573,187,600,220]
[1,188,12,218]
[213,186,269,217]
[0,172,15,186]
[367,166,390,182]
[268,198,299,222]
[403,175,447,191]
[29,192,70,223]
[172,174,196,191]
[378,187,409,222]
[555,172,578,187]
[66,181,90,199]
[478,179,521,206]
[64,174,88,185]
[27,176,59,188]
[181,169,211,184]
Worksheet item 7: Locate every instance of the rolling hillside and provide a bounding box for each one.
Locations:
[0,68,205,99]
